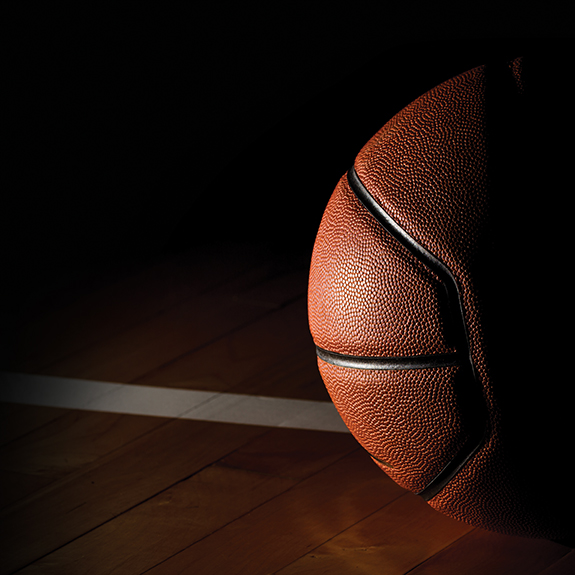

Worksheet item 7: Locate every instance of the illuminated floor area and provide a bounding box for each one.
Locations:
[1,242,573,574]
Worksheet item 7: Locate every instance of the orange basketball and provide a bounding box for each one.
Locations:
[308,54,573,542]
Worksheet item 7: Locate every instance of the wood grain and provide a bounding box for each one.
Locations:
[276,493,473,575]
[5,242,301,373]
[15,429,359,574]
[0,402,69,446]
[134,296,328,400]
[5,244,269,372]
[0,419,267,574]
[35,258,308,383]
[3,241,573,575]
[144,449,406,575]
[0,409,165,508]
[405,528,571,575]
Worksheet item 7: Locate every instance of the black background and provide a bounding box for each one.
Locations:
[3,4,571,339]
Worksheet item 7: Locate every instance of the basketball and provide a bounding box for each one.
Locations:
[308,54,573,542]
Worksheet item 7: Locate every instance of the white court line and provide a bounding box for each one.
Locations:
[0,372,349,433]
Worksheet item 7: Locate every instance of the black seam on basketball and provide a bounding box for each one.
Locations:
[370,454,396,469]
[345,166,489,501]
[347,168,464,336]
[316,346,461,370]
[416,423,487,501]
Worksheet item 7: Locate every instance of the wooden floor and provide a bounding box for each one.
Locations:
[1,240,574,574]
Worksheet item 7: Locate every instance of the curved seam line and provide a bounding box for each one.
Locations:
[346,166,489,501]
[316,346,461,370]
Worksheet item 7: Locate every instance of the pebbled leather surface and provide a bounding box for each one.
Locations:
[317,360,470,494]
[308,54,574,541]
[308,175,456,359]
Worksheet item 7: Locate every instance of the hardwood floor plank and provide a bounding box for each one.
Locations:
[275,492,473,575]
[134,296,330,401]
[15,429,359,574]
[132,294,308,388]
[5,243,271,373]
[0,408,165,508]
[0,402,69,446]
[35,261,308,383]
[143,448,406,575]
[0,470,55,514]
[405,528,571,575]
[17,464,295,575]
[216,427,359,482]
[537,550,575,574]
[0,419,267,574]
